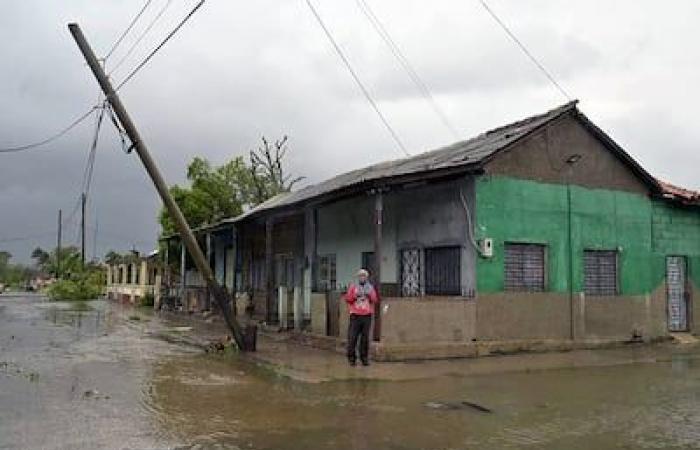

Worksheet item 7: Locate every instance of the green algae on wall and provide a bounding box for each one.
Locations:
[475,176,656,295]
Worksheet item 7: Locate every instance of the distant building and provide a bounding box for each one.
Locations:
[105,251,162,306]
[162,101,700,359]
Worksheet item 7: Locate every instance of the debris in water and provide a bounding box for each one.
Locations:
[205,335,233,353]
[83,389,110,400]
[461,401,493,413]
[424,401,493,413]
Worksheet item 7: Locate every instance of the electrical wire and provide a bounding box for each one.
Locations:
[355,0,460,139]
[115,0,206,91]
[104,0,154,61]
[108,0,175,75]
[0,106,98,153]
[305,0,409,156]
[459,190,483,255]
[80,101,107,198]
[0,232,56,244]
[477,0,572,101]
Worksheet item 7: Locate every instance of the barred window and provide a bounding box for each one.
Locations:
[318,254,337,291]
[505,243,546,291]
[584,250,618,296]
[425,246,461,296]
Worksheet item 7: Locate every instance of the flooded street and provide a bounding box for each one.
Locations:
[3,295,700,449]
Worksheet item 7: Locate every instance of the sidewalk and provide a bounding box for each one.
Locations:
[149,310,700,383]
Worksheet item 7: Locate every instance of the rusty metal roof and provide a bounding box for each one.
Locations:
[658,179,700,204]
[229,101,580,223]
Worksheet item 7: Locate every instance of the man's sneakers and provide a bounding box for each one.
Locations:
[361,360,370,367]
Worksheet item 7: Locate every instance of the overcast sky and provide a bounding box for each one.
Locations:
[1,0,699,263]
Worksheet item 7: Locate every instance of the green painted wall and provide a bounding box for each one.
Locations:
[652,201,700,288]
[473,176,693,295]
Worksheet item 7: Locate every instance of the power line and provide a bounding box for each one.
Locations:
[0,232,55,244]
[115,0,206,91]
[305,0,409,156]
[0,106,98,153]
[477,0,572,101]
[80,101,107,198]
[104,0,154,61]
[108,0,175,76]
[355,0,460,139]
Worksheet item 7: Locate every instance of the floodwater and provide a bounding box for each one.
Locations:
[2,295,700,449]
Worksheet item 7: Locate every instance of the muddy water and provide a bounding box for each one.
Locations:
[2,295,700,449]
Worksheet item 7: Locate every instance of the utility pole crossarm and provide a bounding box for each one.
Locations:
[67,22,249,351]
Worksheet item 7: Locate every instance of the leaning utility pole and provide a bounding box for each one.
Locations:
[57,209,62,279]
[80,193,86,266]
[68,23,248,351]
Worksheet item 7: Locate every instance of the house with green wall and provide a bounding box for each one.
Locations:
[163,101,700,360]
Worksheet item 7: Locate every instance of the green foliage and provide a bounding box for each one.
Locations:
[159,136,303,237]
[46,268,104,301]
[31,246,83,279]
[0,251,35,288]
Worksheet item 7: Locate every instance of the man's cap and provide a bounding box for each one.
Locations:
[357,269,369,277]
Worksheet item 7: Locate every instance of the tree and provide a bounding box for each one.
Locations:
[0,251,34,287]
[31,247,50,266]
[31,246,82,278]
[248,135,304,205]
[159,135,302,237]
[104,250,122,265]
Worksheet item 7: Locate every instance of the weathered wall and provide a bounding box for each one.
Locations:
[580,291,665,340]
[476,293,570,340]
[475,176,654,295]
[651,201,700,333]
[485,113,648,195]
[380,297,476,344]
[316,177,477,293]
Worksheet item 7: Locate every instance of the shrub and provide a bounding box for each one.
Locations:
[47,268,104,301]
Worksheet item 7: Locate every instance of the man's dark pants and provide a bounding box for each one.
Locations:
[347,314,372,363]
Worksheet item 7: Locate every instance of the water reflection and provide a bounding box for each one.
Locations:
[5,296,700,450]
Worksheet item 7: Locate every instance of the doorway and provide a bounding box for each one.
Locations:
[667,256,689,332]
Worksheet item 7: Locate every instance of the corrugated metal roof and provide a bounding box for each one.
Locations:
[229,101,579,223]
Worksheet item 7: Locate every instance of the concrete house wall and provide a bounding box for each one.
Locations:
[168,104,700,360]
[474,112,700,343]
[315,177,479,346]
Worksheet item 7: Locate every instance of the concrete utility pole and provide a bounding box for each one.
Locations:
[57,209,62,279]
[68,23,248,350]
[81,193,86,266]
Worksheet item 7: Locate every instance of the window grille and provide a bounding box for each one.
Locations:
[505,243,546,291]
[584,250,618,296]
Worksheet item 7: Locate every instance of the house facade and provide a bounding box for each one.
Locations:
[105,251,162,306]
[162,101,700,359]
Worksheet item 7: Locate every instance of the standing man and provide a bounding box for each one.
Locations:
[345,269,378,366]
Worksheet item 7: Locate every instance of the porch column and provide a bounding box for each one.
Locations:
[303,207,316,322]
[231,226,238,314]
[164,242,170,296]
[265,217,274,322]
[373,190,383,341]
[180,243,186,308]
[205,232,212,311]
[140,261,147,288]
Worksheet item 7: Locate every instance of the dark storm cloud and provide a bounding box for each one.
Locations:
[1,0,699,263]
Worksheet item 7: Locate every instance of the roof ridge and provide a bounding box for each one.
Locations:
[484,100,578,137]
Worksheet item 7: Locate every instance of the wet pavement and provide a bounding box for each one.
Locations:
[3,294,700,449]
